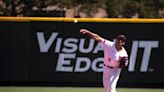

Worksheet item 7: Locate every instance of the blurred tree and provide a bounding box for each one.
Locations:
[77,0,97,14]
[155,0,164,9]
[1,0,164,18]
[122,0,140,18]
[106,0,129,17]
[139,0,158,18]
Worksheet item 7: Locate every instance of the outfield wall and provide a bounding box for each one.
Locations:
[0,17,164,87]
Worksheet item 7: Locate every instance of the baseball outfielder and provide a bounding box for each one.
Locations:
[80,29,128,92]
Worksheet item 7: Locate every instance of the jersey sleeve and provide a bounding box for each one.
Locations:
[100,39,113,49]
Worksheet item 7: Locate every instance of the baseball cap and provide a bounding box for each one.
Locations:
[116,34,126,42]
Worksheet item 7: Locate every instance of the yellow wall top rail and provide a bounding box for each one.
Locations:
[0,17,164,23]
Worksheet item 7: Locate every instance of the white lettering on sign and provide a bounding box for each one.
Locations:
[128,41,159,72]
[36,32,159,72]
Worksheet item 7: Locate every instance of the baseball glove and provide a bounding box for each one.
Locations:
[118,57,128,68]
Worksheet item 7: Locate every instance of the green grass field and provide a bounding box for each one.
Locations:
[0,87,164,92]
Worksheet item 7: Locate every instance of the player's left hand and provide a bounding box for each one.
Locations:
[118,56,128,68]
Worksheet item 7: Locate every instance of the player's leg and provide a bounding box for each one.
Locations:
[110,69,121,92]
[103,66,112,92]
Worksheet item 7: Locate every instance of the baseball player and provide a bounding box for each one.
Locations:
[80,29,128,92]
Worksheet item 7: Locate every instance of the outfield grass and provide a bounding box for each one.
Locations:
[0,87,164,92]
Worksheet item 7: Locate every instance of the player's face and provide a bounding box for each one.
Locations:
[115,39,125,50]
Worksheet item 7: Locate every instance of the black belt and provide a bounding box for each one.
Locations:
[104,64,114,69]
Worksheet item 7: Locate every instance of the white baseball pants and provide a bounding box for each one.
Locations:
[103,66,121,92]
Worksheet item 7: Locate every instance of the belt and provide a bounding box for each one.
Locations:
[104,64,114,69]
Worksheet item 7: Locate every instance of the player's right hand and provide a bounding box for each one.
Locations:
[80,29,89,34]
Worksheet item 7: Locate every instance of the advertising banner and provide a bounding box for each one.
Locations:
[0,21,30,82]
[0,18,164,87]
[30,22,164,86]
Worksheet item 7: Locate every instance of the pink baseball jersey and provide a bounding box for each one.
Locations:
[100,39,128,67]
